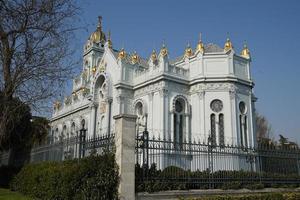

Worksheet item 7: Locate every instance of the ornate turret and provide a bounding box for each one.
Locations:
[160,43,168,57]
[118,48,126,60]
[196,33,204,53]
[240,43,250,59]
[89,16,106,44]
[184,43,193,57]
[224,37,233,51]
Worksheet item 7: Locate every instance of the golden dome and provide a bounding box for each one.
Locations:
[185,43,193,57]
[131,51,139,64]
[118,48,126,59]
[241,44,250,59]
[160,43,168,57]
[224,38,233,51]
[151,49,157,62]
[89,16,106,44]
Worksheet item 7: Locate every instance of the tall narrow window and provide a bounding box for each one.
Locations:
[210,114,216,146]
[71,123,75,137]
[219,114,224,147]
[244,116,248,147]
[174,98,185,149]
[239,115,243,146]
[239,101,247,147]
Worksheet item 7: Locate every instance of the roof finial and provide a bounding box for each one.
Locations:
[224,32,233,51]
[97,16,102,30]
[185,42,193,57]
[196,32,204,53]
[241,40,250,59]
[160,40,168,57]
[107,29,112,49]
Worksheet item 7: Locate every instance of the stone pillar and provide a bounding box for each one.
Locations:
[89,102,98,138]
[114,114,137,200]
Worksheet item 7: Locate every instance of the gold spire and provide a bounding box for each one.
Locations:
[160,43,168,57]
[224,37,233,51]
[196,33,204,53]
[131,51,139,64]
[185,43,193,57]
[241,43,251,59]
[118,48,126,59]
[107,30,112,49]
[151,49,157,62]
[90,16,106,43]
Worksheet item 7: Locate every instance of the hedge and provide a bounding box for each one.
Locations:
[180,192,300,200]
[10,153,119,200]
[136,164,300,193]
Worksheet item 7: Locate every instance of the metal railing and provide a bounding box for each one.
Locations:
[135,131,300,190]
[30,128,115,163]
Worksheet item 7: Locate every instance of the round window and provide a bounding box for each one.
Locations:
[210,99,223,113]
[239,101,247,114]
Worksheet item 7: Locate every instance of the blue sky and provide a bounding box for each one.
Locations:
[72,0,300,142]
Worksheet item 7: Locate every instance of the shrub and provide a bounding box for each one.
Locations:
[10,153,119,200]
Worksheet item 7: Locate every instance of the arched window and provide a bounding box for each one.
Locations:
[244,116,248,147]
[62,125,67,141]
[55,128,59,142]
[239,115,244,146]
[135,101,144,135]
[239,101,248,147]
[210,99,223,146]
[71,122,75,137]
[219,114,224,147]
[174,98,185,149]
[210,114,216,146]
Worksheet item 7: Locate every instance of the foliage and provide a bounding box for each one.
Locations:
[10,153,119,200]
[135,164,300,193]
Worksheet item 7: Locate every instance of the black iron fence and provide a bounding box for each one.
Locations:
[135,131,300,191]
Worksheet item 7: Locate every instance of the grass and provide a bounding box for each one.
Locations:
[0,188,32,200]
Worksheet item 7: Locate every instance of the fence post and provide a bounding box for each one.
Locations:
[114,114,137,200]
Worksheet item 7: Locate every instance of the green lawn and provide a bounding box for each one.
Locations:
[0,189,31,200]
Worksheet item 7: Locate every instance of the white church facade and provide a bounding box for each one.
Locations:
[50,17,257,168]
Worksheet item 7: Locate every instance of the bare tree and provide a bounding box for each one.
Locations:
[0,0,79,150]
[255,112,272,139]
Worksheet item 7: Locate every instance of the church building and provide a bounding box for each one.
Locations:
[50,17,256,155]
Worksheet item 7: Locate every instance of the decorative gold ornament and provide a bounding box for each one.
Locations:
[160,43,168,57]
[89,16,106,43]
[151,49,157,62]
[92,66,97,74]
[240,44,250,59]
[196,33,204,53]
[224,38,233,51]
[184,43,193,57]
[131,51,139,64]
[118,48,126,59]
